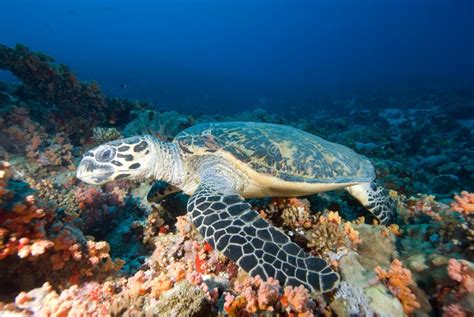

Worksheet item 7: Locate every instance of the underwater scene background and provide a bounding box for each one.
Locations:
[0,1,473,316]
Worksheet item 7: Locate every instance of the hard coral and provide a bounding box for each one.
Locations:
[305,211,361,257]
[272,197,313,230]
[91,126,122,144]
[375,259,420,314]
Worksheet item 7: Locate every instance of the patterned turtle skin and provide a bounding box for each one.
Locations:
[174,121,375,184]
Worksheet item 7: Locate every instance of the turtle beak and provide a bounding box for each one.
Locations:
[77,158,114,185]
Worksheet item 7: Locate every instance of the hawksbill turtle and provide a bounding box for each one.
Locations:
[77,121,397,293]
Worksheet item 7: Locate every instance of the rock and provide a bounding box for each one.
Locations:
[419,155,448,169]
[365,285,405,317]
[432,174,459,195]
[338,252,405,317]
[148,280,212,317]
[354,224,397,269]
[405,254,429,273]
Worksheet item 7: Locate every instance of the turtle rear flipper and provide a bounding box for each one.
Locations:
[187,173,340,293]
[346,182,397,225]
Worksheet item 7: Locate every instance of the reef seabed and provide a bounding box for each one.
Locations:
[0,44,473,316]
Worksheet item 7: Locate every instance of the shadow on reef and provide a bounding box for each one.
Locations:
[0,44,473,316]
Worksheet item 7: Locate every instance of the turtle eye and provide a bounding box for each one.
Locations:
[101,149,112,160]
[97,148,115,162]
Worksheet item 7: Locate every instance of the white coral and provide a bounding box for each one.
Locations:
[335,281,373,316]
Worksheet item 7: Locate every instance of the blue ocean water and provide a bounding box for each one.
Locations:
[1,0,473,114]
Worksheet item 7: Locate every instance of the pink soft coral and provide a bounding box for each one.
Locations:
[225,275,317,316]
[451,191,474,214]
[443,304,467,317]
[447,258,474,293]
[281,285,315,316]
[234,275,280,312]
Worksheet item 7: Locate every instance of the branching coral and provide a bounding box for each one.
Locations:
[375,259,420,314]
[91,127,122,144]
[305,211,361,258]
[268,197,313,230]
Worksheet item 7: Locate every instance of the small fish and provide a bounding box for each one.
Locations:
[120,83,127,89]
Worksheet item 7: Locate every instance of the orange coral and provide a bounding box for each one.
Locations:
[375,259,420,314]
[343,222,362,246]
[451,192,474,215]
[0,191,50,260]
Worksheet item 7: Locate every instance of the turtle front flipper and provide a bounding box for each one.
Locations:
[187,175,340,293]
[346,182,397,225]
[147,181,182,203]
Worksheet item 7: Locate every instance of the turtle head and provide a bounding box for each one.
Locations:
[77,135,157,185]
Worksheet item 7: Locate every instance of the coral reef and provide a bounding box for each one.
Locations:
[375,259,420,314]
[452,191,474,214]
[0,161,122,298]
[224,275,317,316]
[1,45,474,315]
[123,110,192,140]
[0,44,149,143]
[91,126,122,144]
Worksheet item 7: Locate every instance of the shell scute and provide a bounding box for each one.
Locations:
[174,122,374,183]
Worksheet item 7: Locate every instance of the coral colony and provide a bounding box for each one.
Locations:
[0,44,473,316]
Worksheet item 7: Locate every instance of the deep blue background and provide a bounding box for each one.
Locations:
[1,0,473,114]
